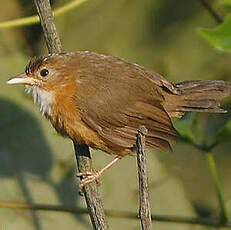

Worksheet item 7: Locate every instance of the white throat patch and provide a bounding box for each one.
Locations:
[25,86,54,116]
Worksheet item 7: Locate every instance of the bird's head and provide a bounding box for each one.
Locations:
[7,53,73,90]
[7,53,78,116]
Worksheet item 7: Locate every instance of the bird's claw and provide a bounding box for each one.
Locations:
[76,171,93,177]
[76,171,102,193]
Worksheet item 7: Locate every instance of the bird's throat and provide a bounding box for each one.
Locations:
[25,85,54,116]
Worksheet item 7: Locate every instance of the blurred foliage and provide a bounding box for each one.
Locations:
[199,13,231,52]
[199,0,231,53]
[1,0,231,229]
[219,0,231,11]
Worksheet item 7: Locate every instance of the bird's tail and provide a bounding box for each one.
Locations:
[163,80,231,118]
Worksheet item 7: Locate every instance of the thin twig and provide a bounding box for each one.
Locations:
[33,1,109,229]
[0,0,88,29]
[1,201,231,227]
[136,126,153,230]
[199,0,223,23]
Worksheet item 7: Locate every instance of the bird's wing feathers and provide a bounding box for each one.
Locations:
[81,99,177,153]
[74,52,178,153]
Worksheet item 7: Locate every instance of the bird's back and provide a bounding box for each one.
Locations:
[64,51,178,154]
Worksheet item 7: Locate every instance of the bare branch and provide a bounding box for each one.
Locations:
[34,0,62,53]
[74,143,109,229]
[136,126,153,230]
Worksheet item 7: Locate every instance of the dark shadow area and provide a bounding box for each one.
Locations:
[0,98,52,178]
[0,98,87,229]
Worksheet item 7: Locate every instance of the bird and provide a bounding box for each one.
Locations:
[7,51,231,189]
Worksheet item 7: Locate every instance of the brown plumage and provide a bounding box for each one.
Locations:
[7,51,231,156]
[7,51,231,189]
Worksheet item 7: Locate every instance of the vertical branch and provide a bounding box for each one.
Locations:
[74,144,109,229]
[136,126,153,230]
[33,0,109,229]
[34,0,62,53]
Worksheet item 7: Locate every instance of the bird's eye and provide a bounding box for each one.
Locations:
[40,68,49,77]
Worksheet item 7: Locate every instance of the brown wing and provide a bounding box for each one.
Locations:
[73,51,178,153]
[81,100,177,153]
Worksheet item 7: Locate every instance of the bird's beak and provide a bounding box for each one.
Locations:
[7,73,37,86]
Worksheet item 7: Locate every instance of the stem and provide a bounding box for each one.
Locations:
[1,201,231,227]
[0,0,88,29]
[206,152,228,223]
[136,126,153,230]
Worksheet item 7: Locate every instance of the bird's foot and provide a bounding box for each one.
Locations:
[77,171,102,193]
[76,156,122,194]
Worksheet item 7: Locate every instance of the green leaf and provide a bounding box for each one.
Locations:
[198,13,231,52]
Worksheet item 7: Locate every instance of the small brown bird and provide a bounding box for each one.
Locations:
[7,51,231,188]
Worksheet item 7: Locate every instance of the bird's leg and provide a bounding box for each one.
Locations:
[77,156,122,192]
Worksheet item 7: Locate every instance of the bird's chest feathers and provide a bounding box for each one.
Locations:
[48,88,81,139]
[26,84,77,136]
[49,91,103,146]
[25,84,101,146]
[25,86,54,116]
